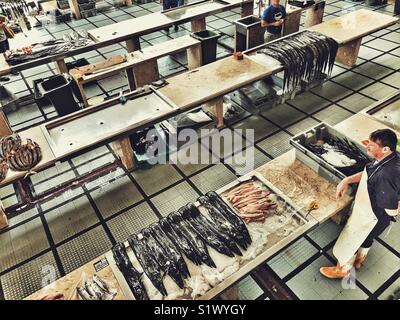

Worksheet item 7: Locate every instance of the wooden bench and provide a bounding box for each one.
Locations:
[0,0,253,78]
[283,1,326,36]
[309,9,398,67]
[70,35,202,107]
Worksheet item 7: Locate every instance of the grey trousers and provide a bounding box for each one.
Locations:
[264,32,281,43]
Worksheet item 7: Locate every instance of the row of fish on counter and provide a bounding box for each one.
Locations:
[0,133,42,182]
[256,30,338,94]
[112,191,254,300]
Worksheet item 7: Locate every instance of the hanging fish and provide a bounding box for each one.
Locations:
[257,30,338,94]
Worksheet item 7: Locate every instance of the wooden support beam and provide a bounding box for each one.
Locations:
[126,37,141,52]
[68,0,81,19]
[133,59,159,88]
[187,43,202,69]
[203,97,224,129]
[55,59,68,74]
[0,112,12,137]
[126,68,137,91]
[0,201,8,229]
[219,285,239,300]
[111,136,137,171]
[76,81,89,108]
[304,3,325,28]
[283,9,302,36]
[335,38,362,67]
[241,1,254,17]
[191,18,206,32]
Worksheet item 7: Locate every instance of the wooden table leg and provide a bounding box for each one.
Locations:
[126,68,137,91]
[126,37,141,52]
[187,43,202,69]
[0,111,12,137]
[133,60,159,88]
[55,59,68,74]
[203,97,224,129]
[241,1,254,17]
[191,18,206,32]
[76,81,89,107]
[304,3,325,28]
[111,136,137,171]
[283,8,302,36]
[336,38,362,67]
[220,285,239,300]
[0,202,8,229]
[68,0,81,19]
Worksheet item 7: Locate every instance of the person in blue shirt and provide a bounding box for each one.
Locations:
[261,0,286,43]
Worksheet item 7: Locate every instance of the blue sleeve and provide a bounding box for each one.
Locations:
[262,7,272,22]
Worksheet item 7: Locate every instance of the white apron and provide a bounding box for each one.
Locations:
[333,168,377,266]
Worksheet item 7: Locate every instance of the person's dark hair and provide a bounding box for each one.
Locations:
[369,129,398,151]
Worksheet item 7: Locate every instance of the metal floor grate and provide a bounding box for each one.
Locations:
[106,202,159,243]
[0,215,49,274]
[1,251,60,300]
[267,238,319,279]
[150,181,200,217]
[90,175,144,218]
[56,226,112,274]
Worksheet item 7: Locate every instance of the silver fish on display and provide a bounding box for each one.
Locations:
[77,287,95,300]
[93,275,111,294]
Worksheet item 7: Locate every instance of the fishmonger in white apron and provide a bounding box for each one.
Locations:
[320,130,400,279]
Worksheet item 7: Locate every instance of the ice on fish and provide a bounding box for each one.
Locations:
[320,143,357,167]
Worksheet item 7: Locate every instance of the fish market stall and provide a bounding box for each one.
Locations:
[360,91,400,133]
[0,0,254,77]
[0,86,180,188]
[256,150,352,224]
[245,10,398,68]
[157,55,280,128]
[39,87,179,160]
[87,0,254,48]
[244,29,338,99]
[22,143,353,300]
[104,173,317,300]
[24,256,127,300]
[309,9,398,66]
